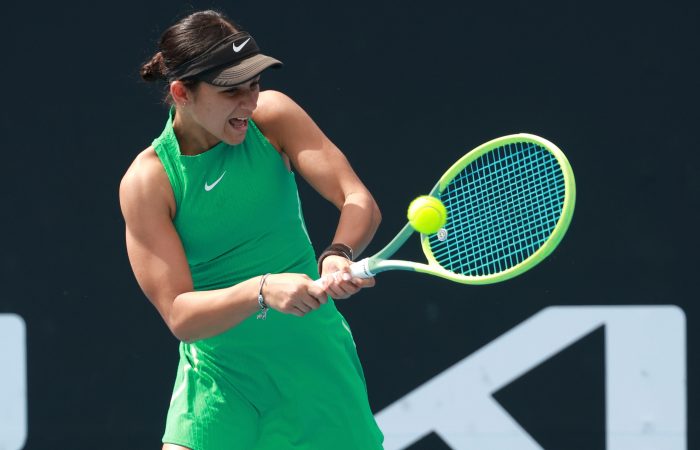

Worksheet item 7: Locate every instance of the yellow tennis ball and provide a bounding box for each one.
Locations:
[407,195,448,234]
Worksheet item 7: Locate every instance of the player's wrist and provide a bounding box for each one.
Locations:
[256,273,271,320]
[317,243,353,274]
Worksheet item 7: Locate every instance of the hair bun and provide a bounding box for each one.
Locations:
[140,52,166,82]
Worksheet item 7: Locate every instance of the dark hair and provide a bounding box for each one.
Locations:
[140,10,240,92]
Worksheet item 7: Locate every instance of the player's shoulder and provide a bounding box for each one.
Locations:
[253,90,312,150]
[121,147,164,190]
[253,90,305,125]
[119,146,173,215]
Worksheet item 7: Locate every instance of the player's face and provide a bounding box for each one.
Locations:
[188,77,261,146]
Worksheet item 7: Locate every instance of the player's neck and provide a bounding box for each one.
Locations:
[172,109,219,156]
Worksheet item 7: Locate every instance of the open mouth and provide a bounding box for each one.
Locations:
[229,117,248,129]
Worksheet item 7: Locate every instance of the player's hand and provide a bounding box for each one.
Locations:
[320,255,375,299]
[262,273,327,317]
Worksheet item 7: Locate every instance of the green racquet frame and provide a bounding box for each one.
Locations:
[346,133,576,284]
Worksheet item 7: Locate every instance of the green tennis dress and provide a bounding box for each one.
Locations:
[153,110,383,450]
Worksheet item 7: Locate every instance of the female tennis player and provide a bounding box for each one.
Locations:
[119,10,383,450]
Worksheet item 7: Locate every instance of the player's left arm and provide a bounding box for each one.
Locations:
[253,90,381,297]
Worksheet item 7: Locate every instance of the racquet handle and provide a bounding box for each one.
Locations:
[349,258,373,278]
[312,258,373,286]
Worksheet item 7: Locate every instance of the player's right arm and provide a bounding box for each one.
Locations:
[119,148,326,342]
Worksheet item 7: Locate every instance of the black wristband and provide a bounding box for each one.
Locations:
[317,243,354,275]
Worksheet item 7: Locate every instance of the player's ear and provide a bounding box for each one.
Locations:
[170,81,192,107]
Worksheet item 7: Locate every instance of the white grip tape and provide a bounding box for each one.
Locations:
[313,258,374,286]
[349,258,374,278]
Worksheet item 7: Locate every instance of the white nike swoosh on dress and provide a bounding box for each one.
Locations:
[232,38,251,53]
[204,171,226,191]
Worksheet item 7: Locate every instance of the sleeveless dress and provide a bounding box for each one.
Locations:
[153,109,384,449]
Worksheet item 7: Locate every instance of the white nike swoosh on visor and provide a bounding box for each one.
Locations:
[232,38,251,53]
[204,171,226,191]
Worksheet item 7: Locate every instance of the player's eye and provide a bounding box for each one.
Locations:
[222,80,259,96]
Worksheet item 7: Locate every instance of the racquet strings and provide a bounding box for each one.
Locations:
[428,142,566,277]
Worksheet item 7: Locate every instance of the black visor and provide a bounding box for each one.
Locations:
[167,31,282,86]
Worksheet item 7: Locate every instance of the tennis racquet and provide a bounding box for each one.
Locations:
[319,133,575,285]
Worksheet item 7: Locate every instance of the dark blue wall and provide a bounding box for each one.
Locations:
[0,1,696,448]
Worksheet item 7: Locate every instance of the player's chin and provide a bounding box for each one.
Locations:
[222,124,248,145]
[221,132,247,146]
